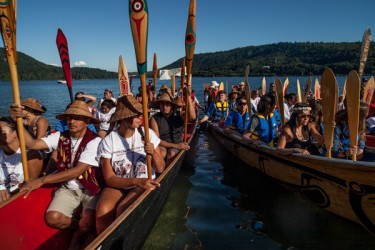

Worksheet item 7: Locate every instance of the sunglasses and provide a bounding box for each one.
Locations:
[160,101,172,106]
[238,102,247,106]
[298,114,311,119]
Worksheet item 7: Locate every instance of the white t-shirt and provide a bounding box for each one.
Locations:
[95,107,116,131]
[98,127,160,183]
[41,131,101,190]
[0,148,24,192]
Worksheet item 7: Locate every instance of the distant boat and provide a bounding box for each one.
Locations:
[57,80,66,84]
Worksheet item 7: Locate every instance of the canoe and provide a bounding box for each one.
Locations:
[0,122,197,249]
[207,121,375,235]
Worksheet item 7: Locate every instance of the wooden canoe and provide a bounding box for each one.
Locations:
[207,121,375,235]
[0,122,197,249]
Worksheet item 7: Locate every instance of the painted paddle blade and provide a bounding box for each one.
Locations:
[275,78,285,127]
[314,78,320,100]
[302,77,312,103]
[185,0,196,87]
[359,27,371,78]
[129,0,151,178]
[283,77,289,96]
[362,76,375,106]
[262,76,266,95]
[320,68,338,158]
[118,55,130,96]
[153,53,157,90]
[346,70,361,161]
[56,28,73,103]
[0,0,29,181]
[296,79,302,102]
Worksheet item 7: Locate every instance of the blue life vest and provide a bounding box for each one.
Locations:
[250,113,277,143]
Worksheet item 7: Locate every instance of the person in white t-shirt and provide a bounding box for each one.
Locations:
[94,99,116,138]
[96,95,165,234]
[97,88,117,108]
[10,100,102,249]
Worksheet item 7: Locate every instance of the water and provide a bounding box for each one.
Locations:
[143,131,375,250]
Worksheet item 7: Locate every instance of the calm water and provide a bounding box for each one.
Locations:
[1,77,374,249]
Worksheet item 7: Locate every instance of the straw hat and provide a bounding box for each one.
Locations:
[21,98,46,113]
[174,96,185,107]
[154,92,175,107]
[56,100,100,124]
[229,89,239,98]
[109,95,143,123]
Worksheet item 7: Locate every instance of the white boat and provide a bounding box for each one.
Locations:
[57,80,66,84]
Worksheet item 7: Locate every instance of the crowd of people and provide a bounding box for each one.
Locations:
[201,79,375,160]
[0,81,198,249]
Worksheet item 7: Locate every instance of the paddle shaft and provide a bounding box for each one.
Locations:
[153,53,157,90]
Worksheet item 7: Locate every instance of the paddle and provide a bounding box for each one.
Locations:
[56,28,74,103]
[153,53,157,91]
[358,27,371,79]
[0,0,29,181]
[219,82,224,91]
[341,78,347,105]
[275,78,285,127]
[262,76,266,95]
[171,73,176,97]
[314,78,320,100]
[118,55,131,96]
[129,0,152,179]
[320,68,338,158]
[302,77,312,103]
[181,57,186,90]
[244,65,251,118]
[346,70,361,161]
[184,0,196,143]
[283,77,289,97]
[296,79,302,102]
[362,77,375,114]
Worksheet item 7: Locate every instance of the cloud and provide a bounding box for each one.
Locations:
[74,61,87,67]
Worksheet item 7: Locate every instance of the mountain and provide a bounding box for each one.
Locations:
[0,48,117,81]
[164,42,375,77]
[1,42,374,80]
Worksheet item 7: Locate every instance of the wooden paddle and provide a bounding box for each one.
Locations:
[219,82,224,91]
[184,0,196,143]
[302,77,312,103]
[296,79,302,102]
[129,0,152,179]
[320,68,338,158]
[358,27,371,79]
[118,55,131,96]
[56,28,74,103]
[0,0,29,181]
[244,65,251,118]
[341,78,347,105]
[362,76,375,107]
[283,77,289,97]
[314,78,320,100]
[346,70,361,161]
[275,78,285,127]
[171,73,176,97]
[262,76,266,95]
[181,57,186,90]
[153,53,157,90]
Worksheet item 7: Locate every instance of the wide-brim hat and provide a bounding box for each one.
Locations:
[229,89,239,97]
[239,81,245,86]
[56,100,100,124]
[21,98,46,113]
[109,95,143,123]
[174,96,185,107]
[153,92,175,107]
[159,84,169,91]
[211,80,219,87]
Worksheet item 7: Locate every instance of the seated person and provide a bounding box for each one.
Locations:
[0,117,41,203]
[332,101,368,160]
[242,93,278,145]
[224,96,250,135]
[150,92,196,163]
[228,89,240,110]
[94,99,116,138]
[277,103,324,155]
[95,95,165,234]
[10,101,102,249]
[97,88,116,108]
[367,112,375,134]
[199,90,228,125]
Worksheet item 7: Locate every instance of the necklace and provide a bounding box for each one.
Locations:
[70,136,82,160]
[131,129,136,166]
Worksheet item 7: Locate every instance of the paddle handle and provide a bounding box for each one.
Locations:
[140,73,152,177]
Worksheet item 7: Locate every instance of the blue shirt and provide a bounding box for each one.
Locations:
[55,120,98,135]
[225,110,250,134]
[332,122,365,158]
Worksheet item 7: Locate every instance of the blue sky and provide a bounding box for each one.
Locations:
[16,0,375,73]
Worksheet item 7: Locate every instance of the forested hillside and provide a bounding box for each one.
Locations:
[165,42,375,76]
[0,48,117,81]
[1,42,374,80]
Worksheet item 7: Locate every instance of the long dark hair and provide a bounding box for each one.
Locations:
[285,102,311,130]
[257,93,276,114]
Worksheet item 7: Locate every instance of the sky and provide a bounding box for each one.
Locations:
[15,0,375,73]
